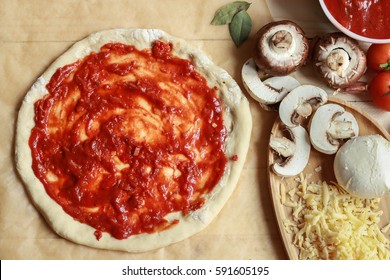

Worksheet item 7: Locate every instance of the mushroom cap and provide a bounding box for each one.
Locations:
[253,20,309,76]
[241,58,301,104]
[313,33,366,89]
[334,135,390,198]
[272,125,311,177]
[278,85,328,127]
[309,103,359,155]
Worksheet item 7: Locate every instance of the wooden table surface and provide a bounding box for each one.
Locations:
[0,0,389,260]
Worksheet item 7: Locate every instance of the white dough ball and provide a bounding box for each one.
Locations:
[334,135,390,199]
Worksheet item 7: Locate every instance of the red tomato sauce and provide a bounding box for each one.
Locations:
[29,40,228,239]
[324,0,390,39]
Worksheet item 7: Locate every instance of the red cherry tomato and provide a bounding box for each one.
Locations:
[369,71,390,111]
[366,43,390,72]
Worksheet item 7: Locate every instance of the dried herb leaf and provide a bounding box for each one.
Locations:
[229,10,252,47]
[211,1,251,25]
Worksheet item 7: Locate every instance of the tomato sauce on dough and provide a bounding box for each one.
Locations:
[29,40,228,239]
[324,0,390,39]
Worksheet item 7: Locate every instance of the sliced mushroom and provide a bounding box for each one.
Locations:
[253,20,309,76]
[312,33,366,89]
[241,58,301,106]
[278,85,328,127]
[271,125,311,177]
[309,103,359,155]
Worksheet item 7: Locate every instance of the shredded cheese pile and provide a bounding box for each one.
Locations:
[281,175,390,260]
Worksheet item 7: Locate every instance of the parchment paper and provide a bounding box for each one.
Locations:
[1,0,389,260]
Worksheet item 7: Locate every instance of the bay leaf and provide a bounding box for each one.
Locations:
[229,10,252,47]
[211,1,251,25]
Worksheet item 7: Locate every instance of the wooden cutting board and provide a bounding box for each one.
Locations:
[267,96,390,260]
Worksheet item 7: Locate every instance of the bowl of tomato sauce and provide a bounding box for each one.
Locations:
[319,0,390,44]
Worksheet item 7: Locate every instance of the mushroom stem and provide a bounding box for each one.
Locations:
[328,120,356,140]
[270,135,296,158]
[270,30,293,54]
[339,81,368,93]
[296,102,313,118]
[326,48,350,76]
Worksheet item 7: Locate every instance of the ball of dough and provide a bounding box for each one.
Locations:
[334,135,390,199]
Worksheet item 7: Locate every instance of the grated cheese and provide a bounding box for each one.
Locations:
[280,182,286,205]
[382,223,390,234]
[282,176,390,260]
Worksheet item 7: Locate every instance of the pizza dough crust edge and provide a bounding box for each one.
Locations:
[15,29,252,252]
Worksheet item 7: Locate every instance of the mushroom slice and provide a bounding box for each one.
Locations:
[278,85,328,127]
[253,20,309,76]
[241,58,301,105]
[309,103,359,155]
[271,125,311,177]
[313,33,366,89]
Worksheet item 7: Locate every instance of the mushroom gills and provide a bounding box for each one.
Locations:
[271,125,311,177]
[279,85,328,127]
[313,33,366,89]
[241,58,301,105]
[310,104,359,155]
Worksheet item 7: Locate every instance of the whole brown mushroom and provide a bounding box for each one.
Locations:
[253,20,310,76]
[312,33,366,89]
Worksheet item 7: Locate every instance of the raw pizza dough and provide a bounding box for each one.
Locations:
[15,29,252,252]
